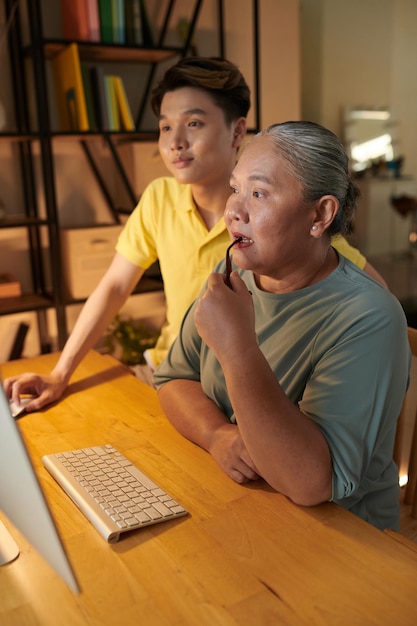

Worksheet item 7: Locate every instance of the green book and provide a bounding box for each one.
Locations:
[98,0,113,42]
[112,0,125,44]
[125,0,143,45]
[90,65,110,130]
[104,75,120,131]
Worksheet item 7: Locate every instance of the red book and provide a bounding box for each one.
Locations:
[86,0,101,42]
[61,0,90,41]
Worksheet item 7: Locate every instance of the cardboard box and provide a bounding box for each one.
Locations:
[0,274,22,298]
[61,225,123,299]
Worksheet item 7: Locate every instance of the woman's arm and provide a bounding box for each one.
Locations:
[194,271,332,506]
[219,339,332,505]
[159,378,260,483]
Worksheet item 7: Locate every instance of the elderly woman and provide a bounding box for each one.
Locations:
[154,121,410,531]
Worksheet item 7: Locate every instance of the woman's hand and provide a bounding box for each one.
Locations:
[209,422,260,484]
[194,271,257,361]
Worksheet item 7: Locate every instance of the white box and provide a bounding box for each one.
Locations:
[61,225,123,299]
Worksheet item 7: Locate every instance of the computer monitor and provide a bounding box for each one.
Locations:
[0,386,79,593]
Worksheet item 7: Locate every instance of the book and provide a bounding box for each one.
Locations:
[51,43,89,131]
[81,63,97,130]
[112,0,126,44]
[86,0,101,41]
[0,320,27,362]
[113,76,135,130]
[125,0,143,45]
[60,0,90,41]
[8,322,29,360]
[0,274,21,298]
[98,0,113,42]
[90,65,110,130]
[139,0,154,47]
[104,75,121,130]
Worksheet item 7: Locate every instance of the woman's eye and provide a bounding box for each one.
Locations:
[189,120,201,127]
[230,186,238,194]
[160,125,171,132]
[253,190,262,198]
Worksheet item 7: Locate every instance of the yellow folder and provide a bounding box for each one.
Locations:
[51,43,89,131]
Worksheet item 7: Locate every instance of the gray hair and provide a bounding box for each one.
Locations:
[257,121,359,235]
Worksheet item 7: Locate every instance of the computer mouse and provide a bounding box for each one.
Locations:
[9,397,32,418]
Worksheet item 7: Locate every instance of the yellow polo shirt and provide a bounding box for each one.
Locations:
[116,177,230,366]
[331,233,366,269]
[117,177,367,365]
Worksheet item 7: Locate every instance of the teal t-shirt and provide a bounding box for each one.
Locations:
[155,255,410,530]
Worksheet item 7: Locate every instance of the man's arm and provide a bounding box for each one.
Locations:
[4,253,144,410]
[363,261,388,288]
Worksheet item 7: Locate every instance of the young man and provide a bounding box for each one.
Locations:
[4,57,386,409]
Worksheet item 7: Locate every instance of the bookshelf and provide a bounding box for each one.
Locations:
[0,0,227,352]
[43,41,179,63]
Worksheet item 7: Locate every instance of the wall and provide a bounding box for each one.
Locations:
[300,0,417,181]
[258,0,301,126]
[391,0,417,185]
[224,0,301,128]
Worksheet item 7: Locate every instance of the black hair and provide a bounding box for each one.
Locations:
[151,56,251,125]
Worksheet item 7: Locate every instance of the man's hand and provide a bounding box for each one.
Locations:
[3,373,67,412]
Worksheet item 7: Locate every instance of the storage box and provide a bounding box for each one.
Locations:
[0,273,22,298]
[61,225,123,299]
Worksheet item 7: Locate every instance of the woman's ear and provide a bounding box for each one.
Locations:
[310,196,339,237]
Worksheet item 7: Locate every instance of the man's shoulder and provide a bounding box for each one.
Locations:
[142,177,193,211]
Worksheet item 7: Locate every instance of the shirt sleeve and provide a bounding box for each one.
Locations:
[154,298,202,388]
[298,293,409,504]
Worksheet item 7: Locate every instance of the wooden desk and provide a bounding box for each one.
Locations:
[1,351,417,626]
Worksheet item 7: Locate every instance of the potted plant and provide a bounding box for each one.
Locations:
[103,314,159,365]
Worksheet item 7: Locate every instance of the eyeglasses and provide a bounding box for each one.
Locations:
[224,237,242,288]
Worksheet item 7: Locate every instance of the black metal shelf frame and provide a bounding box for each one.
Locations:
[3,0,51,352]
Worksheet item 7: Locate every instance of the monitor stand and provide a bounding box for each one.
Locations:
[0,519,19,565]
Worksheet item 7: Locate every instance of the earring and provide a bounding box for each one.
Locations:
[311,225,318,231]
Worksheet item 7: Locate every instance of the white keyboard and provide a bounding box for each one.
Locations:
[42,444,188,543]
